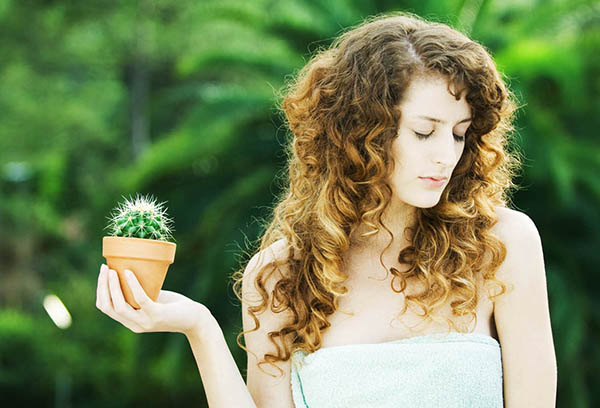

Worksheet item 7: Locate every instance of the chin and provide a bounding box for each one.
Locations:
[404,194,442,209]
[415,201,440,209]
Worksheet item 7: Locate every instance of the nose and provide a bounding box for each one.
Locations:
[430,131,458,166]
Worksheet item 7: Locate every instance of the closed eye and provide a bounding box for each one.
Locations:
[414,131,465,142]
[414,131,433,139]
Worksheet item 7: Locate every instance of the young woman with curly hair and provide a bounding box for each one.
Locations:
[96,11,557,408]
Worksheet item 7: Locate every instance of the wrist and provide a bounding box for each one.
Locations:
[184,303,221,343]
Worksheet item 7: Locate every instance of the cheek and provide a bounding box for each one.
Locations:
[396,139,425,174]
[454,143,466,164]
[389,139,421,186]
[392,135,418,167]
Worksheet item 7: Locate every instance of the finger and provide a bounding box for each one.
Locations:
[97,266,137,327]
[97,267,146,333]
[124,269,154,311]
[96,264,112,311]
[107,268,140,320]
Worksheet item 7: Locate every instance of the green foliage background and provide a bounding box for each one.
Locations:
[0,0,598,406]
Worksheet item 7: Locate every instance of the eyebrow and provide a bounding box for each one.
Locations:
[417,115,472,124]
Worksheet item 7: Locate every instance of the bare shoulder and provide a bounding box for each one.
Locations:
[490,206,543,290]
[491,206,541,248]
[242,238,300,310]
[244,238,298,279]
[242,237,296,329]
[241,238,297,408]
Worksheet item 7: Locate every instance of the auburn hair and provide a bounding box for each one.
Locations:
[232,11,520,377]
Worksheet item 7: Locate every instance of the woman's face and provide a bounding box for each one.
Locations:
[390,75,472,208]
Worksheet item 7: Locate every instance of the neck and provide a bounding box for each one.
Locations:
[350,197,417,253]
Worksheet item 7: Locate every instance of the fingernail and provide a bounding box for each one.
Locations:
[101,264,107,273]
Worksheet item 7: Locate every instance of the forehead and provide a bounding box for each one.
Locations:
[399,75,472,120]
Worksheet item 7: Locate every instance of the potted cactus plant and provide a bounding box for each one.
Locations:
[102,193,176,309]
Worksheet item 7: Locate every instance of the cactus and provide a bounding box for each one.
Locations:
[104,193,175,242]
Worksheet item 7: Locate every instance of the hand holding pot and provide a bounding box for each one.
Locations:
[96,264,212,337]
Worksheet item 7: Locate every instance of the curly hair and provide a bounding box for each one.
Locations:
[232,11,521,377]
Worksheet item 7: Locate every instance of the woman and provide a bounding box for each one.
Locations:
[96,12,557,408]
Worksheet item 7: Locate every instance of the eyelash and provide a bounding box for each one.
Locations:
[415,131,465,142]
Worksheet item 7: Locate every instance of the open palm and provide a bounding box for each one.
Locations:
[96,264,212,337]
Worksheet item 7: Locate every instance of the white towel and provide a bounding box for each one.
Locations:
[290,332,503,408]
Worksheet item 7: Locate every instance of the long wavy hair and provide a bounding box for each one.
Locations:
[232,11,521,377]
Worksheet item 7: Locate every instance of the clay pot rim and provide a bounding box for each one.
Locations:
[103,235,176,267]
[103,235,176,247]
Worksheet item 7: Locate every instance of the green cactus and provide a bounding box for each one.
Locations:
[104,193,175,242]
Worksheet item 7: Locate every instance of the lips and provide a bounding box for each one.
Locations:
[419,176,448,181]
[418,176,448,188]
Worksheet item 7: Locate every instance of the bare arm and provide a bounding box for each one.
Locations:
[185,239,299,408]
[242,240,298,408]
[492,207,557,407]
[185,314,257,408]
[96,239,297,407]
[182,240,298,407]
[96,265,257,408]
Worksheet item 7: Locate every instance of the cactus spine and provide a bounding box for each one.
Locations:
[105,194,175,242]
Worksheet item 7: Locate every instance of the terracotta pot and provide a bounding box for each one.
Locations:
[102,236,176,309]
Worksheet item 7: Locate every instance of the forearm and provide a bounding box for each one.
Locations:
[185,314,257,408]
